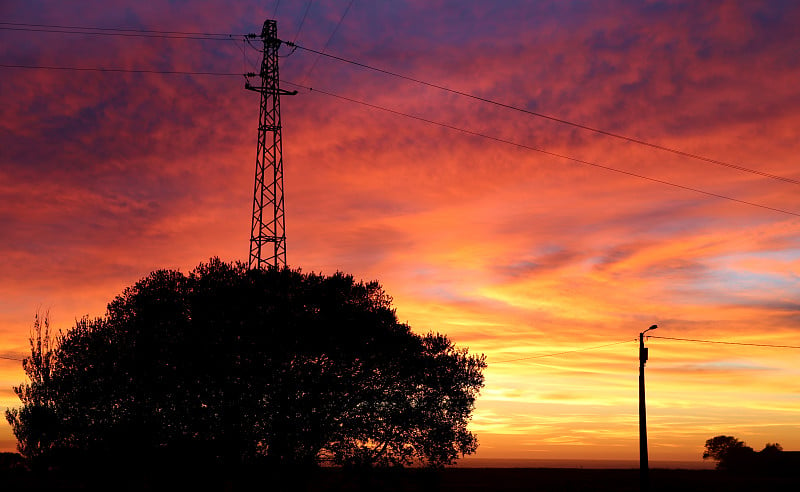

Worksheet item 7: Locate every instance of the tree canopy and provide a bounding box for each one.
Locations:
[6,259,486,471]
[703,435,752,464]
[703,435,797,475]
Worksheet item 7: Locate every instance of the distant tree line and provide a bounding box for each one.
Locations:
[5,259,486,475]
[703,435,799,475]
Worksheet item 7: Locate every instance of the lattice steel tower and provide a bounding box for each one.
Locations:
[245,19,295,269]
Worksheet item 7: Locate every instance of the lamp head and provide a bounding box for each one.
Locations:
[641,324,657,337]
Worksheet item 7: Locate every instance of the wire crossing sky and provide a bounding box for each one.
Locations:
[648,336,800,349]
[3,21,798,187]
[281,80,800,218]
[280,40,800,187]
[3,60,799,216]
[0,22,242,40]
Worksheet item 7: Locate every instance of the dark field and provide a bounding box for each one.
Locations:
[2,467,799,491]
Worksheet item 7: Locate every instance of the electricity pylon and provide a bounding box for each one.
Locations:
[245,19,296,270]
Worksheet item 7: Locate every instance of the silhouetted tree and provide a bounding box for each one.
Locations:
[5,313,60,469]
[703,435,762,473]
[703,436,795,474]
[0,452,26,471]
[6,259,486,472]
[703,436,749,462]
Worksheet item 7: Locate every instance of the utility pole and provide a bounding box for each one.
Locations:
[245,19,296,270]
[639,324,657,492]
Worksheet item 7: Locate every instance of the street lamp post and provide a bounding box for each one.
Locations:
[639,324,657,492]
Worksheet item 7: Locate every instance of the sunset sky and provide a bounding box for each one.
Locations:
[2,0,799,463]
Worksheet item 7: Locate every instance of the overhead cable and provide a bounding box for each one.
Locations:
[283,80,800,218]
[282,39,800,187]
[292,0,314,44]
[648,335,800,349]
[0,22,240,40]
[301,0,354,83]
[0,63,240,76]
[1,62,797,217]
[4,20,796,186]
[492,340,635,364]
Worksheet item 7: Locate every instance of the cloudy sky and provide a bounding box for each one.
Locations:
[2,0,799,463]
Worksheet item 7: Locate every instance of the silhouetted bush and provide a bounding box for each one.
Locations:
[0,452,26,471]
[6,259,485,475]
[703,435,799,476]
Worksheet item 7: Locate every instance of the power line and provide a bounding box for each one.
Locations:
[5,20,796,187]
[492,334,800,365]
[648,335,800,349]
[282,39,800,187]
[0,26,236,41]
[0,354,24,361]
[283,80,800,218]
[2,62,798,217]
[0,22,241,40]
[301,0,355,83]
[492,340,635,364]
[320,0,355,53]
[293,1,314,44]
[0,21,241,38]
[0,63,240,76]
